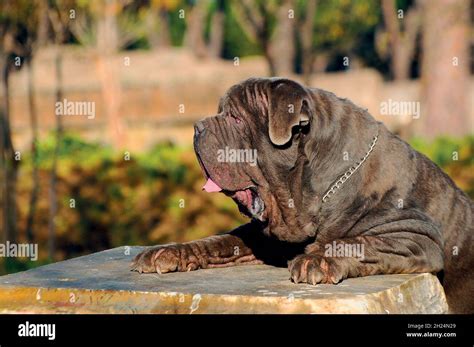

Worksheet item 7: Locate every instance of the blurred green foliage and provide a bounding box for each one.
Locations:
[221,2,262,59]
[410,136,474,197]
[311,0,380,53]
[1,134,245,275]
[168,5,187,46]
[36,134,113,167]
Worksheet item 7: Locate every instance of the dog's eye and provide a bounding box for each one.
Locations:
[229,114,242,124]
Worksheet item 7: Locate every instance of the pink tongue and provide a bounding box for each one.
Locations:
[203,178,222,192]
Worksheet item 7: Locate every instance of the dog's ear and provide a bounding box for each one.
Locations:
[267,79,313,146]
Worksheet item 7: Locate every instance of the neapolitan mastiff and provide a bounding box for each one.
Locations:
[131,78,473,313]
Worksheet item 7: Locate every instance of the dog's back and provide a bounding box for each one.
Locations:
[407,147,473,313]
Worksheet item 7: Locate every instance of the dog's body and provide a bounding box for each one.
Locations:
[132,78,474,313]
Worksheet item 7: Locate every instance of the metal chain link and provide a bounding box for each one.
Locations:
[322,133,379,203]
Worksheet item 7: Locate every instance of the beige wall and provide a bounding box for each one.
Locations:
[6,47,474,151]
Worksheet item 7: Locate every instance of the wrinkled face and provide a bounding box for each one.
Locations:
[193,78,315,242]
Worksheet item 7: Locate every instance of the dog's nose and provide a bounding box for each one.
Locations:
[194,120,205,134]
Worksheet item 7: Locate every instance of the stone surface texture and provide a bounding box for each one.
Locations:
[0,246,449,314]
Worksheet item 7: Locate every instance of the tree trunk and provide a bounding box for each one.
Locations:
[0,52,6,242]
[262,41,277,76]
[382,0,403,78]
[0,51,18,244]
[269,0,295,76]
[184,0,208,59]
[25,57,39,243]
[158,7,172,48]
[146,7,171,49]
[96,55,124,147]
[300,0,317,83]
[208,0,225,58]
[145,9,161,49]
[382,0,421,80]
[48,46,64,260]
[97,0,125,148]
[420,0,470,138]
[24,0,49,243]
[231,0,277,76]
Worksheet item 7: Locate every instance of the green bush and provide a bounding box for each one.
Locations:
[410,136,474,197]
[3,133,245,274]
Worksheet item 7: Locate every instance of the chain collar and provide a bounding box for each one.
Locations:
[322,132,379,203]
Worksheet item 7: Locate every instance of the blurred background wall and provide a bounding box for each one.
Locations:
[0,0,472,273]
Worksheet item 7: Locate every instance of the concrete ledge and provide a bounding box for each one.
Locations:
[0,246,448,314]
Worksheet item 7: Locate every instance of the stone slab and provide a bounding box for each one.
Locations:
[0,246,448,314]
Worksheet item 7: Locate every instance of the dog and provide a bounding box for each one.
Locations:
[131,77,474,313]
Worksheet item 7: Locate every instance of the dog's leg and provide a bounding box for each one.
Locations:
[289,224,444,285]
[131,222,303,274]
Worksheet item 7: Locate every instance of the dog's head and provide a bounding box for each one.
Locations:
[194,78,317,242]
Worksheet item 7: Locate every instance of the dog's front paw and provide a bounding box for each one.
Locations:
[130,245,199,274]
[288,254,350,285]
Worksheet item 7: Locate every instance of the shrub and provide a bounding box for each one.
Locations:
[410,136,474,198]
